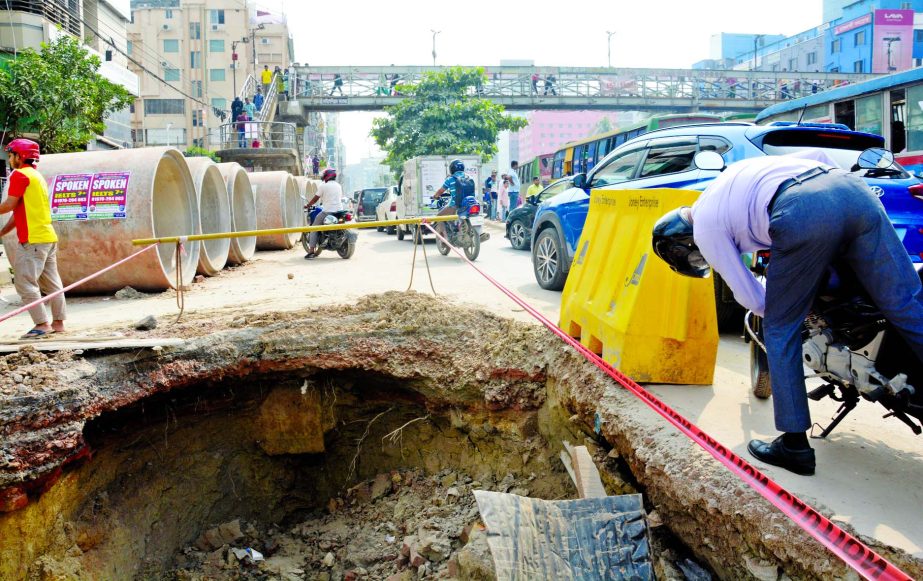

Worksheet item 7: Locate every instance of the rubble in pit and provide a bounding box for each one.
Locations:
[0,346,92,397]
[170,468,526,580]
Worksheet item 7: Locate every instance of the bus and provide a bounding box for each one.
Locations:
[516,153,554,186]
[550,113,724,179]
[756,68,923,173]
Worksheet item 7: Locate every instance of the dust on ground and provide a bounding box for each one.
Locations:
[171,467,517,581]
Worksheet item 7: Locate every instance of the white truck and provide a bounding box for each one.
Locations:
[395,155,481,241]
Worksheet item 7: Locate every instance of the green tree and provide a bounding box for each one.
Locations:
[183,146,219,162]
[371,67,527,174]
[0,35,134,153]
[593,116,613,136]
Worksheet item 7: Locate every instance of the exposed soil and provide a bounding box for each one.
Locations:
[0,292,920,580]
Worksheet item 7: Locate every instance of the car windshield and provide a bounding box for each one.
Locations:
[362,188,387,204]
[758,130,909,179]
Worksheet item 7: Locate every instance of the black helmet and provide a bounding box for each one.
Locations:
[652,207,710,278]
[449,159,464,173]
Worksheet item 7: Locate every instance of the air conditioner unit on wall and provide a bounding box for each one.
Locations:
[162,24,170,31]
[260,38,270,45]
[211,24,220,31]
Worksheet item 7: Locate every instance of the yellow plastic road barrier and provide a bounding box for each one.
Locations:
[131,216,458,245]
[558,188,718,385]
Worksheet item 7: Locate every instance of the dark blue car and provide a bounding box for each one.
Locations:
[531,122,923,323]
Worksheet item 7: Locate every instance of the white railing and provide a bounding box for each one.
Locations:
[214,121,297,150]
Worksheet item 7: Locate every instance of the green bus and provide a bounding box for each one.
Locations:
[550,113,723,179]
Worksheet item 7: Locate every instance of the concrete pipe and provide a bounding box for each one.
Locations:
[294,176,310,205]
[248,171,303,250]
[185,157,231,276]
[215,162,257,265]
[1,147,199,294]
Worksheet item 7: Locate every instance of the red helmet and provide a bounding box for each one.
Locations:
[5,138,40,162]
[322,168,337,182]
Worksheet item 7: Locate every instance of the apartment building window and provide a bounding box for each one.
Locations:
[788,58,797,71]
[209,10,225,25]
[854,59,864,73]
[209,68,226,82]
[257,52,283,63]
[163,39,179,53]
[191,80,203,98]
[211,97,227,111]
[164,68,180,82]
[165,9,173,19]
[127,40,132,56]
[192,110,204,127]
[144,99,185,115]
[190,51,201,68]
[831,39,841,53]
[854,30,866,46]
[209,40,225,53]
[190,22,201,40]
[807,52,817,66]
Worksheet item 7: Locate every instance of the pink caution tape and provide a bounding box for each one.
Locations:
[422,223,911,581]
[0,244,158,325]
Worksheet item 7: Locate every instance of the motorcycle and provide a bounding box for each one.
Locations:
[746,148,923,437]
[301,206,357,259]
[430,195,487,261]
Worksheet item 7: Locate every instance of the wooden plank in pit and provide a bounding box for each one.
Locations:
[562,441,607,499]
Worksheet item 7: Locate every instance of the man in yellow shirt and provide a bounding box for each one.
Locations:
[260,64,273,96]
[526,176,543,201]
[0,139,66,339]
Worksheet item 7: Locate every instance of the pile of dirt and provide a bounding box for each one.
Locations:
[170,467,519,580]
[0,346,90,397]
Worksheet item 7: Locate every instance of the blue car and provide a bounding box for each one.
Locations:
[530,121,923,323]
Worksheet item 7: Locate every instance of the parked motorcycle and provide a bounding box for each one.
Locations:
[301,206,357,259]
[746,148,923,437]
[431,195,486,261]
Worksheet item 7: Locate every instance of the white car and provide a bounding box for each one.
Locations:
[375,186,400,234]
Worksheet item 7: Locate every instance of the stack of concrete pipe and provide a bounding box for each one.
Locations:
[248,171,303,250]
[184,158,231,276]
[1,147,200,293]
[215,162,257,265]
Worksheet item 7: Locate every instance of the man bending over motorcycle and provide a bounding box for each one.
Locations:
[305,168,343,259]
[652,150,923,476]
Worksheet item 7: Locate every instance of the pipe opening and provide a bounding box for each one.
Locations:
[197,166,231,275]
[152,153,199,285]
[231,171,257,262]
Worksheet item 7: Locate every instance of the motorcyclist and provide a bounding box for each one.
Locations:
[651,150,923,476]
[432,159,472,238]
[304,168,343,259]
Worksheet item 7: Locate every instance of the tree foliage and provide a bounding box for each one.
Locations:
[371,67,527,174]
[183,146,219,162]
[0,35,134,153]
[593,116,613,136]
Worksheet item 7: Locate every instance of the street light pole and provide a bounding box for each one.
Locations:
[752,34,764,71]
[166,122,173,148]
[431,30,441,66]
[606,31,616,68]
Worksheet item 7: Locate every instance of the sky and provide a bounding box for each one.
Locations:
[275,0,825,163]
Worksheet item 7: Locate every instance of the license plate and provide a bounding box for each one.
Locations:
[469,216,484,226]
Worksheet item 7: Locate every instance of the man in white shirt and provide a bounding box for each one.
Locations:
[305,168,344,259]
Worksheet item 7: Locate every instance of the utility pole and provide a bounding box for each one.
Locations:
[752,34,764,71]
[606,31,616,68]
[431,30,440,66]
[251,23,264,74]
[231,37,248,96]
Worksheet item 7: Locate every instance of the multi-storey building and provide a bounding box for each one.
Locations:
[0,0,139,150]
[126,0,293,149]
[515,111,645,164]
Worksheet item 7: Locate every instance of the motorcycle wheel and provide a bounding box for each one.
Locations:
[436,235,450,256]
[463,231,480,261]
[749,316,772,399]
[397,226,405,241]
[337,239,356,259]
[300,232,310,254]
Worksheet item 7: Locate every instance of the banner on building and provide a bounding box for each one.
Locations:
[873,9,913,73]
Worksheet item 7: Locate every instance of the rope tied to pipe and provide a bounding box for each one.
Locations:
[406,220,436,296]
[174,238,186,322]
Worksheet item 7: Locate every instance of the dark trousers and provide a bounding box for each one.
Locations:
[764,170,923,432]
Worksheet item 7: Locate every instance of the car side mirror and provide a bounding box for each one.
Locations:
[857,147,894,170]
[572,173,588,189]
[693,151,725,171]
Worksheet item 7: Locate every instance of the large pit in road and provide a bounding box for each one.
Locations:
[0,292,921,580]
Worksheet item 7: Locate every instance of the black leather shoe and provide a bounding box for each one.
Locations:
[747,437,816,476]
